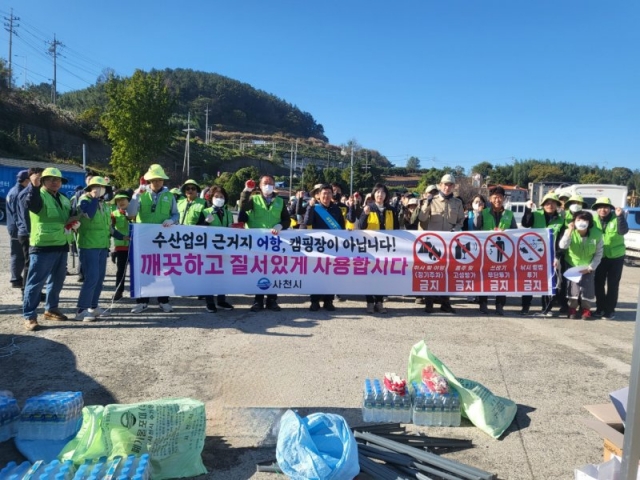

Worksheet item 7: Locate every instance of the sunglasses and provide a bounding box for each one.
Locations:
[184,186,198,191]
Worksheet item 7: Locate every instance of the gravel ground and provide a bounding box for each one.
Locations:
[0,226,638,479]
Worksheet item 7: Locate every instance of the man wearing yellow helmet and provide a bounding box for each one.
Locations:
[20,167,74,331]
[127,164,179,314]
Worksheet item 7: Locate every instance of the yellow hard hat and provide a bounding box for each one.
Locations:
[143,164,169,181]
[41,167,68,184]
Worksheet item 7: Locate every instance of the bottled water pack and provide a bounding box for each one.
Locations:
[411,381,461,427]
[362,378,412,423]
[0,395,20,442]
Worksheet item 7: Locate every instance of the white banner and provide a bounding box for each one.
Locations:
[129,224,556,298]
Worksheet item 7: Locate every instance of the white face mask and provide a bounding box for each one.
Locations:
[472,202,482,209]
[575,221,589,231]
[569,204,582,214]
[261,185,274,196]
[212,198,225,208]
[95,187,106,197]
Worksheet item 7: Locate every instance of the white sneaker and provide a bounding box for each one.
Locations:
[75,309,96,322]
[159,302,173,313]
[89,307,110,318]
[131,303,148,314]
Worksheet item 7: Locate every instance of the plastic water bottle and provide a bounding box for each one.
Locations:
[400,387,412,423]
[0,397,20,442]
[412,386,425,426]
[373,380,384,422]
[450,392,461,427]
[362,379,374,422]
[423,392,434,426]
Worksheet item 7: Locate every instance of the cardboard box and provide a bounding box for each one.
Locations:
[583,403,624,461]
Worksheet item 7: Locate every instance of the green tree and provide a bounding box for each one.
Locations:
[0,58,9,90]
[579,173,602,184]
[301,163,321,192]
[102,70,176,186]
[406,156,420,172]
[529,164,564,183]
[470,161,493,178]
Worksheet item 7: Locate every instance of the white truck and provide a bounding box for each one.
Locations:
[553,184,628,209]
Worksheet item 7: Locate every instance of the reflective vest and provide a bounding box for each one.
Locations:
[178,197,206,225]
[482,208,514,231]
[594,215,626,259]
[29,189,71,247]
[247,195,283,228]
[112,209,130,248]
[532,210,565,240]
[203,207,233,227]
[365,209,395,231]
[77,195,111,249]
[339,205,355,230]
[565,228,603,267]
[137,190,173,224]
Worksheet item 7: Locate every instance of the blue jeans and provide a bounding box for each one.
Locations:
[10,238,25,284]
[23,250,68,319]
[78,248,109,310]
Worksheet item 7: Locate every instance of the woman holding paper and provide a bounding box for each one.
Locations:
[558,211,603,320]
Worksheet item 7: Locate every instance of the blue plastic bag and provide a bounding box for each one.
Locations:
[276,410,359,480]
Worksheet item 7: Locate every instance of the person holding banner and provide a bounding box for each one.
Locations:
[474,185,517,316]
[202,186,236,313]
[240,174,291,312]
[413,174,464,314]
[357,183,399,314]
[592,197,628,320]
[558,210,603,320]
[301,183,346,312]
[178,179,207,226]
[519,193,565,316]
[127,164,179,314]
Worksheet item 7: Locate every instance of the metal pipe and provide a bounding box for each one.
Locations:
[355,431,495,480]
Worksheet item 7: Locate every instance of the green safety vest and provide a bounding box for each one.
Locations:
[594,215,625,259]
[112,209,130,248]
[77,195,111,249]
[203,207,234,227]
[247,195,283,228]
[565,228,603,267]
[29,189,71,247]
[178,197,207,225]
[482,208,514,231]
[137,190,174,224]
[532,210,565,240]
[365,209,395,230]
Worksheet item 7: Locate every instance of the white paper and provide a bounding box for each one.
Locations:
[564,265,587,283]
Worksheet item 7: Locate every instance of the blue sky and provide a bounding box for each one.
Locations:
[2,1,638,172]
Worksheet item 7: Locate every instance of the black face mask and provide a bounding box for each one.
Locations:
[333,193,341,201]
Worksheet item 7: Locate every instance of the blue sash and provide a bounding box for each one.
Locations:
[314,204,342,230]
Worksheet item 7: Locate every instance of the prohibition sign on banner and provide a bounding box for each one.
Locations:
[517,231,547,263]
[484,232,516,293]
[448,233,483,293]
[516,231,551,293]
[412,233,447,294]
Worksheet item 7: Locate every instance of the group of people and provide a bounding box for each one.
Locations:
[5,164,629,331]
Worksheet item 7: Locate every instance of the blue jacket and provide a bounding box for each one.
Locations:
[15,184,33,237]
[5,182,25,238]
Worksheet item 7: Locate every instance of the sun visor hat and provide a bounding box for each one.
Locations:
[41,167,68,184]
[143,164,170,181]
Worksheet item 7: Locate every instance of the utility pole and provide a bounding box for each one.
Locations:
[204,104,210,144]
[288,142,294,199]
[350,146,354,196]
[294,140,298,190]
[47,34,63,104]
[182,112,196,181]
[3,9,19,89]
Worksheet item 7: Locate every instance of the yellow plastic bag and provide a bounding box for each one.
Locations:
[408,340,516,439]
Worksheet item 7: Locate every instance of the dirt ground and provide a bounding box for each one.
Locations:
[0,226,638,479]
